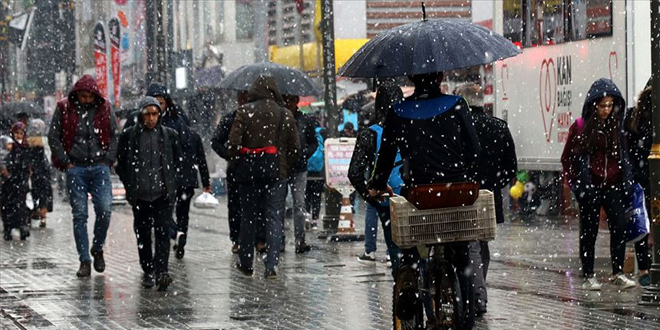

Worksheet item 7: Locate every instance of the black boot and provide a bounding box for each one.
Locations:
[90,248,105,273]
[76,262,91,278]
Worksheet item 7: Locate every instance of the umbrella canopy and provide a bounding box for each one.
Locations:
[338,19,521,78]
[0,101,46,119]
[218,62,321,96]
[195,65,225,89]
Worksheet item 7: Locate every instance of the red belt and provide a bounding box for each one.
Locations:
[239,146,278,155]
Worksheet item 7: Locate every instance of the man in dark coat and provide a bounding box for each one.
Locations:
[369,72,481,329]
[211,91,250,254]
[116,96,182,291]
[48,75,118,278]
[281,94,318,253]
[228,76,299,279]
[455,83,517,316]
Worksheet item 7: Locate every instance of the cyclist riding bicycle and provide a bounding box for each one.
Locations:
[368,72,481,329]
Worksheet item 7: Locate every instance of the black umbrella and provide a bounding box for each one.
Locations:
[218,62,321,96]
[0,101,46,119]
[338,19,521,78]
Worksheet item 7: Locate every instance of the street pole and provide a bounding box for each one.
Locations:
[0,4,7,105]
[145,0,166,86]
[641,0,660,306]
[318,0,342,237]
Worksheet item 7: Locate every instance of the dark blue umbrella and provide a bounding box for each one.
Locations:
[338,19,521,78]
[218,62,321,96]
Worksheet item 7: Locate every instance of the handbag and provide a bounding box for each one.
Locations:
[234,110,285,184]
[625,183,650,243]
[193,192,219,209]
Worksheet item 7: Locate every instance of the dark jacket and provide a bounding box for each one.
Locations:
[348,128,378,203]
[370,92,481,190]
[27,137,53,211]
[561,78,633,197]
[178,130,210,189]
[48,75,118,170]
[116,99,182,206]
[292,111,320,173]
[470,106,517,190]
[625,86,653,199]
[211,110,237,171]
[469,106,517,223]
[228,76,300,180]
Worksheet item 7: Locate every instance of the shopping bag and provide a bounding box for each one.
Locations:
[625,183,650,243]
[193,192,219,209]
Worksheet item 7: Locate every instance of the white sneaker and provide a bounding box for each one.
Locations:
[582,277,602,291]
[611,274,636,290]
[357,252,377,264]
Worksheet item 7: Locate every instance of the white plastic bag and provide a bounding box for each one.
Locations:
[194,192,219,209]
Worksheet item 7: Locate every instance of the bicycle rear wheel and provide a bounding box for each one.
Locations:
[428,259,462,330]
[393,266,424,330]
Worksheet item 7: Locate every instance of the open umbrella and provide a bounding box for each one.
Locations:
[218,62,321,96]
[338,18,521,78]
[0,101,46,119]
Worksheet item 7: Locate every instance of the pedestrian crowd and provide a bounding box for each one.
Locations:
[0,71,653,329]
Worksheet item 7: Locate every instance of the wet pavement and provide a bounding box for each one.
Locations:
[1,194,659,329]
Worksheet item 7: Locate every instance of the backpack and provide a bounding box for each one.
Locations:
[307,127,324,173]
[369,124,404,205]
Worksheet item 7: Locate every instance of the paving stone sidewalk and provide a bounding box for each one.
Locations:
[1,194,659,329]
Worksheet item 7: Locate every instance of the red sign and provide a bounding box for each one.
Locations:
[109,18,121,107]
[93,22,108,98]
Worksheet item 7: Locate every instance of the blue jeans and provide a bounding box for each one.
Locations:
[238,179,286,271]
[365,203,400,277]
[66,165,112,263]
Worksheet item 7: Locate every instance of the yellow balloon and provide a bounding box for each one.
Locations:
[510,182,524,200]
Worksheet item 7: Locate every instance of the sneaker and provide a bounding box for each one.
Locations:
[310,221,318,231]
[582,277,602,291]
[264,269,277,279]
[611,274,636,290]
[142,273,155,288]
[295,242,312,254]
[256,241,267,254]
[235,263,253,277]
[19,227,29,240]
[156,273,173,291]
[90,248,105,273]
[357,252,377,263]
[231,244,239,254]
[76,262,91,278]
[173,232,185,259]
[39,219,46,228]
[639,273,651,287]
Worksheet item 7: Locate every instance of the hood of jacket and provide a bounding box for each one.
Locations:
[146,82,181,116]
[136,96,163,129]
[582,78,626,121]
[68,75,106,105]
[248,75,284,105]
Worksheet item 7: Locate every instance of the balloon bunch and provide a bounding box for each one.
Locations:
[509,171,530,200]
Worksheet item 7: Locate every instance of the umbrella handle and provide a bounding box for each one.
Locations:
[422,2,427,21]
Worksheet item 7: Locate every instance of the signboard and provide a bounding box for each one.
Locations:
[93,22,108,98]
[324,137,356,196]
[109,17,121,107]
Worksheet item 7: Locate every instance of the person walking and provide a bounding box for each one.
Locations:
[1,122,31,240]
[281,94,318,253]
[305,126,326,229]
[116,96,182,291]
[368,72,481,329]
[172,129,211,259]
[561,78,636,291]
[48,75,118,278]
[27,119,53,228]
[228,76,299,279]
[624,80,652,287]
[455,83,517,316]
[212,91,251,254]
[348,82,403,274]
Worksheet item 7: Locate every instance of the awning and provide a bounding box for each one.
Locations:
[269,39,369,75]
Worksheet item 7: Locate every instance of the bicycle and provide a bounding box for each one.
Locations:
[389,183,496,330]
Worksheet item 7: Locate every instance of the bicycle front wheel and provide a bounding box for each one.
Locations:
[429,259,463,330]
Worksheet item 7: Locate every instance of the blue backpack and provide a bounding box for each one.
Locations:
[307,127,324,173]
[369,124,404,205]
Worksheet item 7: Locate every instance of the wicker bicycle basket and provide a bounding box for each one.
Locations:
[389,190,496,248]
